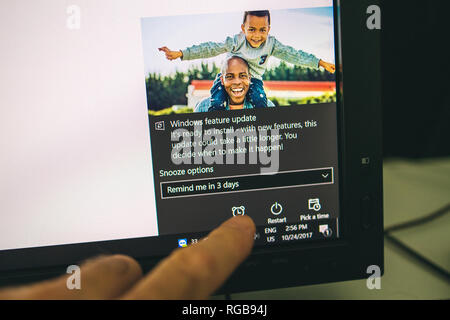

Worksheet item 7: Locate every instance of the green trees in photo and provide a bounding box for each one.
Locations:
[146,62,219,111]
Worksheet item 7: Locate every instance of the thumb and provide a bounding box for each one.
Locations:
[0,255,142,299]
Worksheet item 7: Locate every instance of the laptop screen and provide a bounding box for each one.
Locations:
[0,0,339,257]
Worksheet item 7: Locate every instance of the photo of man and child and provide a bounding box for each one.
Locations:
[141,6,336,115]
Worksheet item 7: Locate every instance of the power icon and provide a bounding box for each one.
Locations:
[270,202,283,215]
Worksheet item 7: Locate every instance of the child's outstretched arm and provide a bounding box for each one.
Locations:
[158,35,240,62]
[272,39,335,73]
[318,60,336,74]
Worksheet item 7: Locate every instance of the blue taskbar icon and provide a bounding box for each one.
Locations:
[178,238,188,248]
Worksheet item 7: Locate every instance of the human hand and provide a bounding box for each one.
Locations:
[158,46,183,60]
[0,215,255,300]
[319,60,336,74]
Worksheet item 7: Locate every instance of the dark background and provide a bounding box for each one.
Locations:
[381,0,450,158]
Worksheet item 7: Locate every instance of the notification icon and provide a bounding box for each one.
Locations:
[155,121,165,131]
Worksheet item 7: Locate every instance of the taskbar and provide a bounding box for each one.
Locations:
[167,218,339,249]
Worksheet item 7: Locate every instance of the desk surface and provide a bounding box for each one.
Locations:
[221,158,450,299]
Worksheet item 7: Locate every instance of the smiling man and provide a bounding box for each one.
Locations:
[194,56,275,112]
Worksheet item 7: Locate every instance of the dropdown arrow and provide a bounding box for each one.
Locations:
[322,173,329,178]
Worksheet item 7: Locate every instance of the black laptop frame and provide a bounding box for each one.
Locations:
[0,0,384,294]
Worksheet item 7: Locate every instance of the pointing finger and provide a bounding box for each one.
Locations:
[122,215,255,300]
